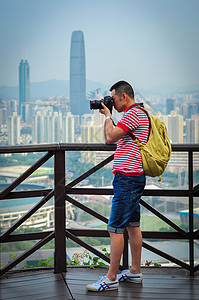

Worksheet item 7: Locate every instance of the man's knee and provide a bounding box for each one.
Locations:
[127,226,141,235]
[109,231,124,238]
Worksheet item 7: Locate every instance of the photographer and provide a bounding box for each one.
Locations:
[86,81,149,292]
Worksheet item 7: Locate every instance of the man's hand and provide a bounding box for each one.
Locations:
[99,102,126,144]
[100,102,112,117]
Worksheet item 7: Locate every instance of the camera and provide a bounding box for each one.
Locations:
[90,96,114,112]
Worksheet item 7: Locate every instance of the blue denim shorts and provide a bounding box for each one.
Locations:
[107,172,146,234]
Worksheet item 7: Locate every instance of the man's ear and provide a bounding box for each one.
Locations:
[122,93,125,98]
[122,93,127,102]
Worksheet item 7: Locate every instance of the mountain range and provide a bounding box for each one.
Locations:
[0,79,198,100]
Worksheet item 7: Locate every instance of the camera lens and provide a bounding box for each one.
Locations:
[89,96,113,112]
[90,100,103,110]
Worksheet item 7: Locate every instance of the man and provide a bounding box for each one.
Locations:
[86,81,149,292]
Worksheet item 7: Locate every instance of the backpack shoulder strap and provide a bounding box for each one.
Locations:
[126,103,151,141]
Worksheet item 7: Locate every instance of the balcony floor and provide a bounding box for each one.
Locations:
[1,267,199,300]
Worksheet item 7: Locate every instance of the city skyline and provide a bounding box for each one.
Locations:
[3,93,199,147]
[0,0,199,90]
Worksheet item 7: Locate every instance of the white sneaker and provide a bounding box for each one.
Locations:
[86,276,119,291]
[117,270,143,283]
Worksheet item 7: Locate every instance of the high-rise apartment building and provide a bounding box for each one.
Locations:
[52,112,62,143]
[0,108,7,125]
[44,112,53,143]
[180,103,189,118]
[32,111,45,144]
[166,98,177,115]
[62,112,75,143]
[81,113,104,163]
[8,100,18,116]
[167,112,184,143]
[32,109,62,144]
[188,104,197,118]
[19,59,30,120]
[70,31,88,117]
[185,118,199,143]
[81,123,104,164]
[8,112,20,145]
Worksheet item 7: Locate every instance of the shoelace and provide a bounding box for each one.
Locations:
[121,269,129,274]
[96,276,106,284]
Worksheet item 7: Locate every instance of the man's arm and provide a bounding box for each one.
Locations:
[100,103,126,144]
[104,118,126,144]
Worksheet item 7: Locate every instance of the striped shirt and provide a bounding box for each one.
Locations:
[112,103,149,176]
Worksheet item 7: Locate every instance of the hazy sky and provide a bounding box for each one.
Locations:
[0,0,199,89]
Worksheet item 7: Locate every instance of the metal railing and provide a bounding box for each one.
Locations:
[0,143,198,276]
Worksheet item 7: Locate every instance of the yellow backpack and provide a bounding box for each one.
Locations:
[128,105,171,181]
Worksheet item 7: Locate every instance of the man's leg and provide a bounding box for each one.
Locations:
[126,226,142,274]
[106,232,124,281]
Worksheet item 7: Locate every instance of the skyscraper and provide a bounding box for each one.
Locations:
[70,31,88,116]
[8,112,21,145]
[19,59,30,119]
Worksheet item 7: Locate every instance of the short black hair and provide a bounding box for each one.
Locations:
[110,80,134,99]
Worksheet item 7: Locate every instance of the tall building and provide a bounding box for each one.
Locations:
[32,111,45,144]
[62,112,75,143]
[8,112,20,145]
[44,112,53,143]
[186,118,199,143]
[81,122,104,163]
[0,108,7,125]
[19,59,30,119]
[8,100,18,116]
[51,112,62,143]
[80,112,105,163]
[188,104,197,118]
[32,109,62,144]
[167,111,184,143]
[70,30,88,117]
[166,98,177,115]
[180,103,189,118]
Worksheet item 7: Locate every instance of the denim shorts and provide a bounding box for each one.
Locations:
[107,172,146,234]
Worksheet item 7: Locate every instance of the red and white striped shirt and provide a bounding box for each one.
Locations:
[112,103,149,176]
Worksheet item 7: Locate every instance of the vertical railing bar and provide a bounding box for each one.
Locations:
[54,150,66,273]
[122,230,129,270]
[188,150,194,276]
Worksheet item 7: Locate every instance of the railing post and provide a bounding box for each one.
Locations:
[188,150,194,276]
[122,230,129,269]
[54,150,66,273]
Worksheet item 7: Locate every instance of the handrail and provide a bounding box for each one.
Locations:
[0,143,198,276]
[0,143,198,153]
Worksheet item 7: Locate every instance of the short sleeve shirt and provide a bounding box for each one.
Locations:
[112,103,149,175]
